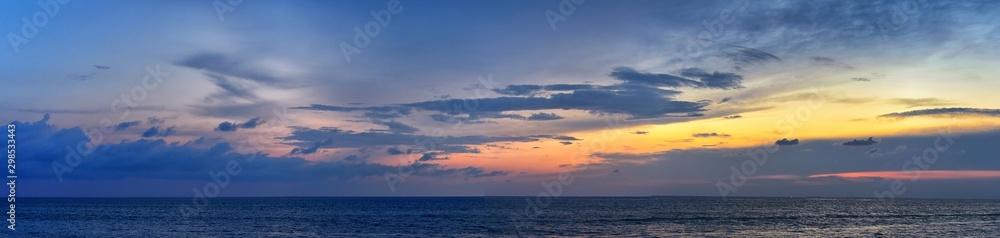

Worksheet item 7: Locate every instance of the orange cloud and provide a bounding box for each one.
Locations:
[808,170,1000,180]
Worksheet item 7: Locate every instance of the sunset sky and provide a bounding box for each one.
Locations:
[3,0,1000,198]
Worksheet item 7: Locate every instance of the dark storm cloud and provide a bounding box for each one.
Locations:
[290,138,334,155]
[241,117,266,128]
[678,68,744,89]
[386,147,405,155]
[527,112,564,121]
[141,126,175,138]
[842,137,878,146]
[610,67,744,90]
[175,52,281,83]
[775,138,800,146]
[215,117,266,132]
[609,67,703,88]
[878,108,1000,119]
[114,121,141,131]
[418,153,448,161]
[404,86,706,119]
[297,66,734,120]
[12,115,507,181]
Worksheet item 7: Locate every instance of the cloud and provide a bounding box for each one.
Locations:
[279,127,562,152]
[609,67,703,88]
[175,52,281,83]
[878,108,1000,119]
[205,74,257,100]
[215,117,267,132]
[215,121,239,132]
[532,135,580,141]
[851,77,871,82]
[692,132,731,138]
[775,138,799,146]
[290,104,413,120]
[290,138,334,155]
[678,68,744,89]
[722,46,781,67]
[810,56,853,69]
[491,85,544,96]
[560,141,573,145]
[888,98,954,108]
[371,121,419,134]
[386,147,405,155]
[404,86,706,119]
[724,115,743,119]
[68,73,97,81]
[842,137,878,146]
[141,126,176,138]
[719,97,732,104]
[13,115,507,181]
[114,121,141,131]
[610,67,744,90]
[418,153,448,161]
[809,170,1000,180]
[146,117,166,124]
[527,112,564,121]
[297,67,727,120]
[630,131,649,135]
[491,84,596,96]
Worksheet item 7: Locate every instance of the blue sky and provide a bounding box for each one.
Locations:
[3,0,1000,198]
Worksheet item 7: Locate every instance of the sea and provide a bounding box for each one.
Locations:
[11,197,1000,237]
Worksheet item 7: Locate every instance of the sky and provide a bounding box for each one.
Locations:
[2,0,1000,198]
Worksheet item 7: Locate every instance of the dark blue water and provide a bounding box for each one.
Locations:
[10,197,1000,237]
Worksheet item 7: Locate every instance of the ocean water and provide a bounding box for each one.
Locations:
[11,197,1000,237]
